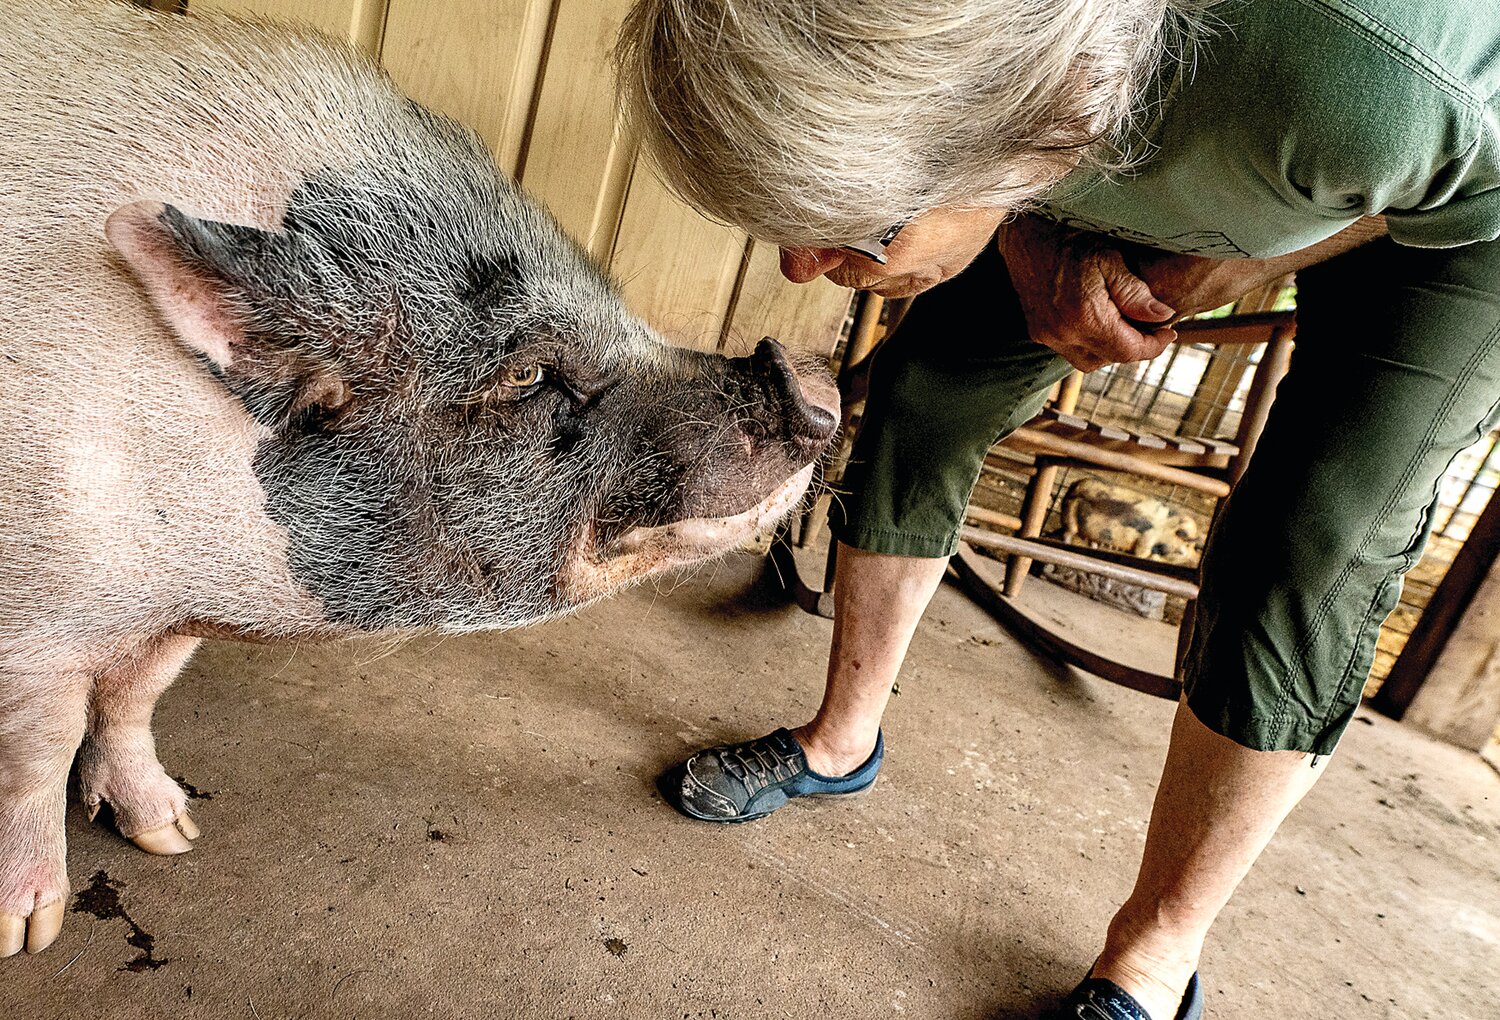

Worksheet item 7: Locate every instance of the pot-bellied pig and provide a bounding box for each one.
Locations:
[0,0,838,957]
[1061,478,1205,567]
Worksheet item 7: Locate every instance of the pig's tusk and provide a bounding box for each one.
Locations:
[132,818,195,855]
[25,901,64,954]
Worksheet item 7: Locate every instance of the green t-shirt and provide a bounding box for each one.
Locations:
[1039,0,1500,258]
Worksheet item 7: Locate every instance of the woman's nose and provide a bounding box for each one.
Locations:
[779,246,847,284]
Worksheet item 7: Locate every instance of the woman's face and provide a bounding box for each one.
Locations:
[779,206,1008,297]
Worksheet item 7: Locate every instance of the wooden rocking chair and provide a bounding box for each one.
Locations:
[951,307,1296,699]
[772,288,1296,701]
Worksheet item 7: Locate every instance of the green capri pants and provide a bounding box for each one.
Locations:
[831,235,1500,755]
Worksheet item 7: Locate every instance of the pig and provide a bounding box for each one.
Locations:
[1060,478,1205,567]
[0,0,837,956]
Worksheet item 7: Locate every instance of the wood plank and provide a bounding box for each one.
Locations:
[518,0,637,259]
[1018,533,1201,585]
[722,241,852,359]
[1042,413,1131,443]
[193,0,387,51]
[380,0,554,175]
[1005,382,1082,596]
[608,167,748,351]
[964,506,1024,532]
[1146,431,1207,453]
[961,528,1201,599]
[1047,410,1089,430]
[1404,563,1500,751]
[1374,490,1500,720]
[1176,310,1293,346]
[1180,346,1251,438]
[1023,418,1225,463]
[1002,428,1232,496]
[1229,326,1295,484]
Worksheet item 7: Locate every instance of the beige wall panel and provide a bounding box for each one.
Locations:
[518,0,636,260]
[380,0,554,175]
[725,242,852,359]
[193,0,387,52]
[610,168,747,352]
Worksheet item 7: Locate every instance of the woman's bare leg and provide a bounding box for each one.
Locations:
[1090,701,1327,1018]
[793,542,949,776]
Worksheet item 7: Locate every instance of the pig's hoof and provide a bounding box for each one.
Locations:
[78,743,198,854]
[0,900,64,957]
[131,812,199,856]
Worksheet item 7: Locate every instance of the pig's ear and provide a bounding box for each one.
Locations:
[105,200,273,371]
[107,201,354,426]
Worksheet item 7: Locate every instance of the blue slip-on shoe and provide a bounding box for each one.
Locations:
[661,727,883,823]
[1047,972,1203,1020]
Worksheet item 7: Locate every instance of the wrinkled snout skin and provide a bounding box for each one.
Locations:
[0,0,835,956]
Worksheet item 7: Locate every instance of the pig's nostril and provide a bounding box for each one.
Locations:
[750,337,788,368]
[799,404,837,443]
[738,337,838,450]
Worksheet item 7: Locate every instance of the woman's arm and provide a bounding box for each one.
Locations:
[1130,215,1389,318]
[997,213,1389,371]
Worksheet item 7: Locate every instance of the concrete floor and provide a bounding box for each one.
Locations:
[4,548,1499,1019]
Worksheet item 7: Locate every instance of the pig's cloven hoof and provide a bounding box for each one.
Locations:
[0,900,64,957]
[79,739,197,854]
[130,812,199,856]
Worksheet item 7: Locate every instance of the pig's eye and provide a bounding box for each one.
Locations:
[499,364,546,389]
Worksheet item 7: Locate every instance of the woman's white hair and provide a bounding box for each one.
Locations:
[615,0,1222,246]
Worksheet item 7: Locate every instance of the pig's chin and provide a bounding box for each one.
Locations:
[560,465,816,602]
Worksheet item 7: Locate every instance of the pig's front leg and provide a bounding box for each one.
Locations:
[77,635,202,856]
[0,665,89,957]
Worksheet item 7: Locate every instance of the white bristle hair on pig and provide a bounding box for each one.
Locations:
[0,0,838,956]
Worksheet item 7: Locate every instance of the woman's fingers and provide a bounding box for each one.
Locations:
[998,214,1181,371]
[1074,274,1178,365]
[1099,248,1176,324]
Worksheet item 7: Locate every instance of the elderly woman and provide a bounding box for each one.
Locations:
[616,1,1500,1017]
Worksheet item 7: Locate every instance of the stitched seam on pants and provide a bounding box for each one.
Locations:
[1273,315,1500,741]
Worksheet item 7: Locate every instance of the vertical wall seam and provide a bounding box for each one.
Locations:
[511,0,565,184]
[604,156,640,273]
[357,0,390,59]
[717,239,756,353]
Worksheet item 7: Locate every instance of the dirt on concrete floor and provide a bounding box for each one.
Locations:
[3,548,1498,1019]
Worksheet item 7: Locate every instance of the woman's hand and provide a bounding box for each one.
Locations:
[997,214,1387,373]
[997,214,1180,372]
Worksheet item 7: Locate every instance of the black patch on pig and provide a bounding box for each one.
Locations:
[71,871,168,972]
[460,251,526,308]
[186,108,831,630]
[1151,542,1170,558]
[1086,496,1156,535]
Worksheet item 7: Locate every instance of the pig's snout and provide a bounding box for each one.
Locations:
[744,338,838,454]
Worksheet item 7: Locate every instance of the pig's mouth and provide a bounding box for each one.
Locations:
[559,465,816,602]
